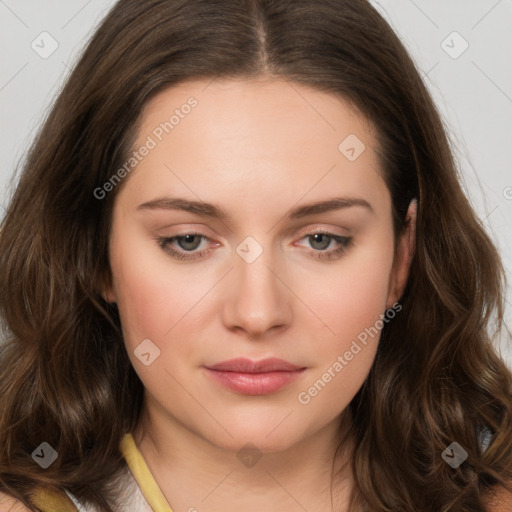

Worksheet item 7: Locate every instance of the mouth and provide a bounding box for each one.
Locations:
[204,357,307,395]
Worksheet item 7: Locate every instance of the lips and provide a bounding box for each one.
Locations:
[204,357,306,395]
[207,357,303,373]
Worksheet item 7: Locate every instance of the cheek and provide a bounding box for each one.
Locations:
[299,236,395,350]
[299,308,388,416]
[109,230,215,351]
[292,235,395,401]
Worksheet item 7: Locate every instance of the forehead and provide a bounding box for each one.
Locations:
[119,77,389,220]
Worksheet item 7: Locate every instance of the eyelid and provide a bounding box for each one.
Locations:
[156,223,215,236]
[293,223,351,238]
[156,224,349,247]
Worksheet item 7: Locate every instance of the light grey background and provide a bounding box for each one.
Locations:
[1,0,511,367]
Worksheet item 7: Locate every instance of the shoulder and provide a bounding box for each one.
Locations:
[483,482,512,511]
[0,491,31,511]
[0,488,80,512]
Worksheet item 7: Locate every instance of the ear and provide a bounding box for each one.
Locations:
[100,269,117,304]
[102,288,117,304]
[386,199,417,309]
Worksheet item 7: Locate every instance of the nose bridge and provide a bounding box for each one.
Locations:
[222,236,291,336]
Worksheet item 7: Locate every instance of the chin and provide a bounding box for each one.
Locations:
[198,411,312,454]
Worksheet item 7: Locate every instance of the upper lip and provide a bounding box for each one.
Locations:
[206,358,304,373]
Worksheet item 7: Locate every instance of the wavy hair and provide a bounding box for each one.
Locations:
[1,0,511,510]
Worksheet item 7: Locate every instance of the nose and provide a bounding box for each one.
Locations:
[221,247,292,339]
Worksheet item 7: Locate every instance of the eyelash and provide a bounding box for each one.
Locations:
[156,232,353,262]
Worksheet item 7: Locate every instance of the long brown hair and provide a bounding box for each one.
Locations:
[1,1,511,510]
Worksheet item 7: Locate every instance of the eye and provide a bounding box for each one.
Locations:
[156,231,353,262]
[296,232,353,261]
[156,234,214,261]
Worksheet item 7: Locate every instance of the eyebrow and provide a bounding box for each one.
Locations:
[137,196,374,220]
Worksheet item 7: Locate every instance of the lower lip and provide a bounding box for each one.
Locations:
[204,368,306,395]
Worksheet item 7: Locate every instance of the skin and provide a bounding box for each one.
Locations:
[102,76,416,512]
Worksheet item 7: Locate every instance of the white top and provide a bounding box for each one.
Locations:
[65,466,154,512]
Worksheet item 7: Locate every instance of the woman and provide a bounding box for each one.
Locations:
[1,0,511,510]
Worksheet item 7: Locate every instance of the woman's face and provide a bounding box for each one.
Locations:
[105,77,413,452]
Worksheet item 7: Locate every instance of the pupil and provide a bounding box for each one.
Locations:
[180,235,200,251]
[311,234,330,250]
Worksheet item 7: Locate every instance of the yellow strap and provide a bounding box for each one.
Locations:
[30,434,173,512]
[30,487,78,512]
[120,433,174,512]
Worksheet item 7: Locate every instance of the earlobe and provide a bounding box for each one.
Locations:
[102,289,117,304]
[99,271,117,304]
[386,199,417,309]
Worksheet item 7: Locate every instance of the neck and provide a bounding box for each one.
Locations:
[132,403,357,512]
